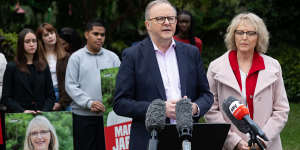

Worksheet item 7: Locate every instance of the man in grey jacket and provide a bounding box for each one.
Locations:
[65,20,120,150]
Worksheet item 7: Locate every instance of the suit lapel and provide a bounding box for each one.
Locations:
[174,43,187,97]
[142,38,166,100]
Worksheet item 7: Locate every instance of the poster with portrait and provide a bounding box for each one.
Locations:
[101,67,132,150]
[5,111,73,150]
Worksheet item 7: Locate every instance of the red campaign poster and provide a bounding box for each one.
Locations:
[105,118,132,150]
[101,68,132,150]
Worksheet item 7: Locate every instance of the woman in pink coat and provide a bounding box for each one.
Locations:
[204,12,289,150]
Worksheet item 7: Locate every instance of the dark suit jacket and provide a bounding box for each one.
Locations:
[113,37,213,150]
[1,62,55,112]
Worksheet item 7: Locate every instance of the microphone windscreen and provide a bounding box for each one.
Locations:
[145,99,166,132]
[222,96,250,134]
[176,98,193,132]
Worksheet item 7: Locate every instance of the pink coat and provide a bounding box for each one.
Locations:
[205,51,290,150]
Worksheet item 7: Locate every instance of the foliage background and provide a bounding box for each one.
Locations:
[5,112,73,150]
[1,1,299,149]
[0,0,299,102]
[100,67,119,126]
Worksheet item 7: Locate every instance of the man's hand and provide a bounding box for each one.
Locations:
[90,101,106,112]
[182,96,198,116]
[192,102,198,115]
[165,99,179,119]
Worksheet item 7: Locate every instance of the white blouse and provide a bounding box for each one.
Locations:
[47,54,58,88]
[239,70,247,107]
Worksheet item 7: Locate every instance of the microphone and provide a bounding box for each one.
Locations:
[145,99,166,150]
[176,98,193,150]
[222,96,251,134]
[223,96,269,141]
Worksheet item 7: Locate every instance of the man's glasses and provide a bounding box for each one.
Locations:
[30,130,50,138]
[235,30,257,37]
[148,16,177,24]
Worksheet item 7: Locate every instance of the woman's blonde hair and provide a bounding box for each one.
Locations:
[224,12,269,53]
[24,116,59,150]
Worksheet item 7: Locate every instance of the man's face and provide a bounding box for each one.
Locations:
[85,26,105,53]
[145,3,177,43]
[177,14,191,34]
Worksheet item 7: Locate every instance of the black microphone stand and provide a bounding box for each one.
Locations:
[148,130,158,150]
[179,127,192,150]
[248,130,265,150]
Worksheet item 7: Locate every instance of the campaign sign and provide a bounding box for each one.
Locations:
[5,111,73,150]
[101,67,132,150]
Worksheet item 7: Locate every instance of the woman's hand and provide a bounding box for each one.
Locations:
[24,110,37,114]
[235,140,249,150]
[53,102,61,110]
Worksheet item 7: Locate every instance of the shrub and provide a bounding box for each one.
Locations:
[268,44,300,102]
[0,29,18,61]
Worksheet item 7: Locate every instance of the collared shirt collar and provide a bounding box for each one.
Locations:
[151,38,176,52]
[84,45,104,55]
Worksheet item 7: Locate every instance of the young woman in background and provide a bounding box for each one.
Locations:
[2,28,55,113]
[36,23,71,111]
[174,10,203,53]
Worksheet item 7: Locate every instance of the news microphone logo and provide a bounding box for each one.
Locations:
[229,100,249,120]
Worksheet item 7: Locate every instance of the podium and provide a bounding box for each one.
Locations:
[158,123,230,150]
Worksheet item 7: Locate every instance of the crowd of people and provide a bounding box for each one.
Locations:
[0,0,290,150]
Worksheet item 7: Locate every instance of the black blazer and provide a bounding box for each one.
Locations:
[1,62,55,112]
[113,37,213,150]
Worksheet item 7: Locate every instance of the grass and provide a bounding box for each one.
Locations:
[281,102,300,150]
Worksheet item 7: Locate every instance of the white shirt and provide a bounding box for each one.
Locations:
[240,70,247,106]
[47,54,58,88]
[152,39,181,124]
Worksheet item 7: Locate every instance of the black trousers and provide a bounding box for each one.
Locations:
[73,113,106,150]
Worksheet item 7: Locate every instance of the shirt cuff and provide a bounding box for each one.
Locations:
[87,100,93,109]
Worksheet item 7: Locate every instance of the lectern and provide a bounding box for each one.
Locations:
[158,123,230,150]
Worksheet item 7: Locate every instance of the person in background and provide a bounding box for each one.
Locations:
[58,27,83,54]
[36,23,71,111]
[0,53,7,99]
[2,28,55,113]
[174,10,203,53]
[24,115,59,150]
[204,12,289,150]
[113,0,213,149]
[0,52,6,147]
[65,20,120,150]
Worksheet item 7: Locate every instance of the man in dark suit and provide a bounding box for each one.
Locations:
[113,0,213,150]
